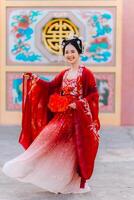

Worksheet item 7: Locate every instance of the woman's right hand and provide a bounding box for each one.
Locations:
[23,73,38,81]
[68,102,76,109]
[23,72,32,76]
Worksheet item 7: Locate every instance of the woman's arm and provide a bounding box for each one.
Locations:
[19,72,50,149]
[48,70,66,92]
[23,70,66,93]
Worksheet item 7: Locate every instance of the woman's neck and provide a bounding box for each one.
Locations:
[70,60,80,71]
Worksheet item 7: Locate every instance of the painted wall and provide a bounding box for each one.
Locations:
[122,0,134,125]
[0,0,122,126]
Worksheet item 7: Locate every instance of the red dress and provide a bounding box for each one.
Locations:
[2,65,100,194]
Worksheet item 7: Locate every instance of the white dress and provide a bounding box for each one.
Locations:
[2,67,91,194]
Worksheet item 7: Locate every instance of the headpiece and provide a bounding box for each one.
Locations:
[61,34,83,55]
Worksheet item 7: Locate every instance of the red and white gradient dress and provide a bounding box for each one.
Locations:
[2,66,100,194]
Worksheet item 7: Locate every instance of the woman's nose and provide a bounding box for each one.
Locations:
[67,53,72,57]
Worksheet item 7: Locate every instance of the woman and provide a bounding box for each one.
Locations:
[2,36,100,194]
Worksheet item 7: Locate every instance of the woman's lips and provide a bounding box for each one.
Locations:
[67,57,75,61]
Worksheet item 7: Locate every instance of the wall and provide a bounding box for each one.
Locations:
[122,0,134,125]
[0,0,122,126]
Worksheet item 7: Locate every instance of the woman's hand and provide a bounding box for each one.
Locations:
[68,102,76,109]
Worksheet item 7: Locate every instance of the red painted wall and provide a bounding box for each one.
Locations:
[121,0,134,125]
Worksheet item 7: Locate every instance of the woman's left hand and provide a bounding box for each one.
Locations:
[68,102,76,109]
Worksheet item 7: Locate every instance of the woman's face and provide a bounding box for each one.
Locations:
[64,44,80,65]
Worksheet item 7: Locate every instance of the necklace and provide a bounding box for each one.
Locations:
[67,66,80,80]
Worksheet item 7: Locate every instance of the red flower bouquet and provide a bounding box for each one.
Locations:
[48,93,74,112]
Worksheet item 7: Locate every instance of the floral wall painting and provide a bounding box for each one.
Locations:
[95,73,115,113]
[6,72,56,110]
[6,72,115,113]
[12,78,23,105]
[81,12,113,64]
[7,7,115,66]
[9,10,42,63]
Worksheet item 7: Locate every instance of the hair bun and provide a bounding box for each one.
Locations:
[61,35,83,55]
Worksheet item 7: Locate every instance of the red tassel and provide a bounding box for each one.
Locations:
[80,178,86,188]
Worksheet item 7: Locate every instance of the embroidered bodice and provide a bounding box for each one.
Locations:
[61,66,83,100]
[62,65,92,118]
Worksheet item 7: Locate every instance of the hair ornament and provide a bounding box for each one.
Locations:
[61,33,83,55]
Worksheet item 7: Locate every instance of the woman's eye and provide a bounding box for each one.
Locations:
[71,50,75,53]
[65,51,68,54]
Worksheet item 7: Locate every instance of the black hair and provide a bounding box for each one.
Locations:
[62,36,83,55]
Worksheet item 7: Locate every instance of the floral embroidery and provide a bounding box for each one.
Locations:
[62,65,83,99]
[62,66,92,118]
[79,98,92,117]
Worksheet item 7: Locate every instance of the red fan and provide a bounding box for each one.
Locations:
[48,93,73,112]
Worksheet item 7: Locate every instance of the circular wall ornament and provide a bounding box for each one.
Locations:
[42,18,79,55]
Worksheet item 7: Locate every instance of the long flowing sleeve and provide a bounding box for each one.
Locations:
[73,67,100,188]
[19,73,49,149]
[75,68,100,130]
[83,68,100,130]
[19,71,66,150]
[49,70,67,92]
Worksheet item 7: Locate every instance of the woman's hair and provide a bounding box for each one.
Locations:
[62,36,83,55]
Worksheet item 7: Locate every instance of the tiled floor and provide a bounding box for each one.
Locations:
[0,126,134,200]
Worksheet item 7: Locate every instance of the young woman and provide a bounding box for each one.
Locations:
[2,36,100,194]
